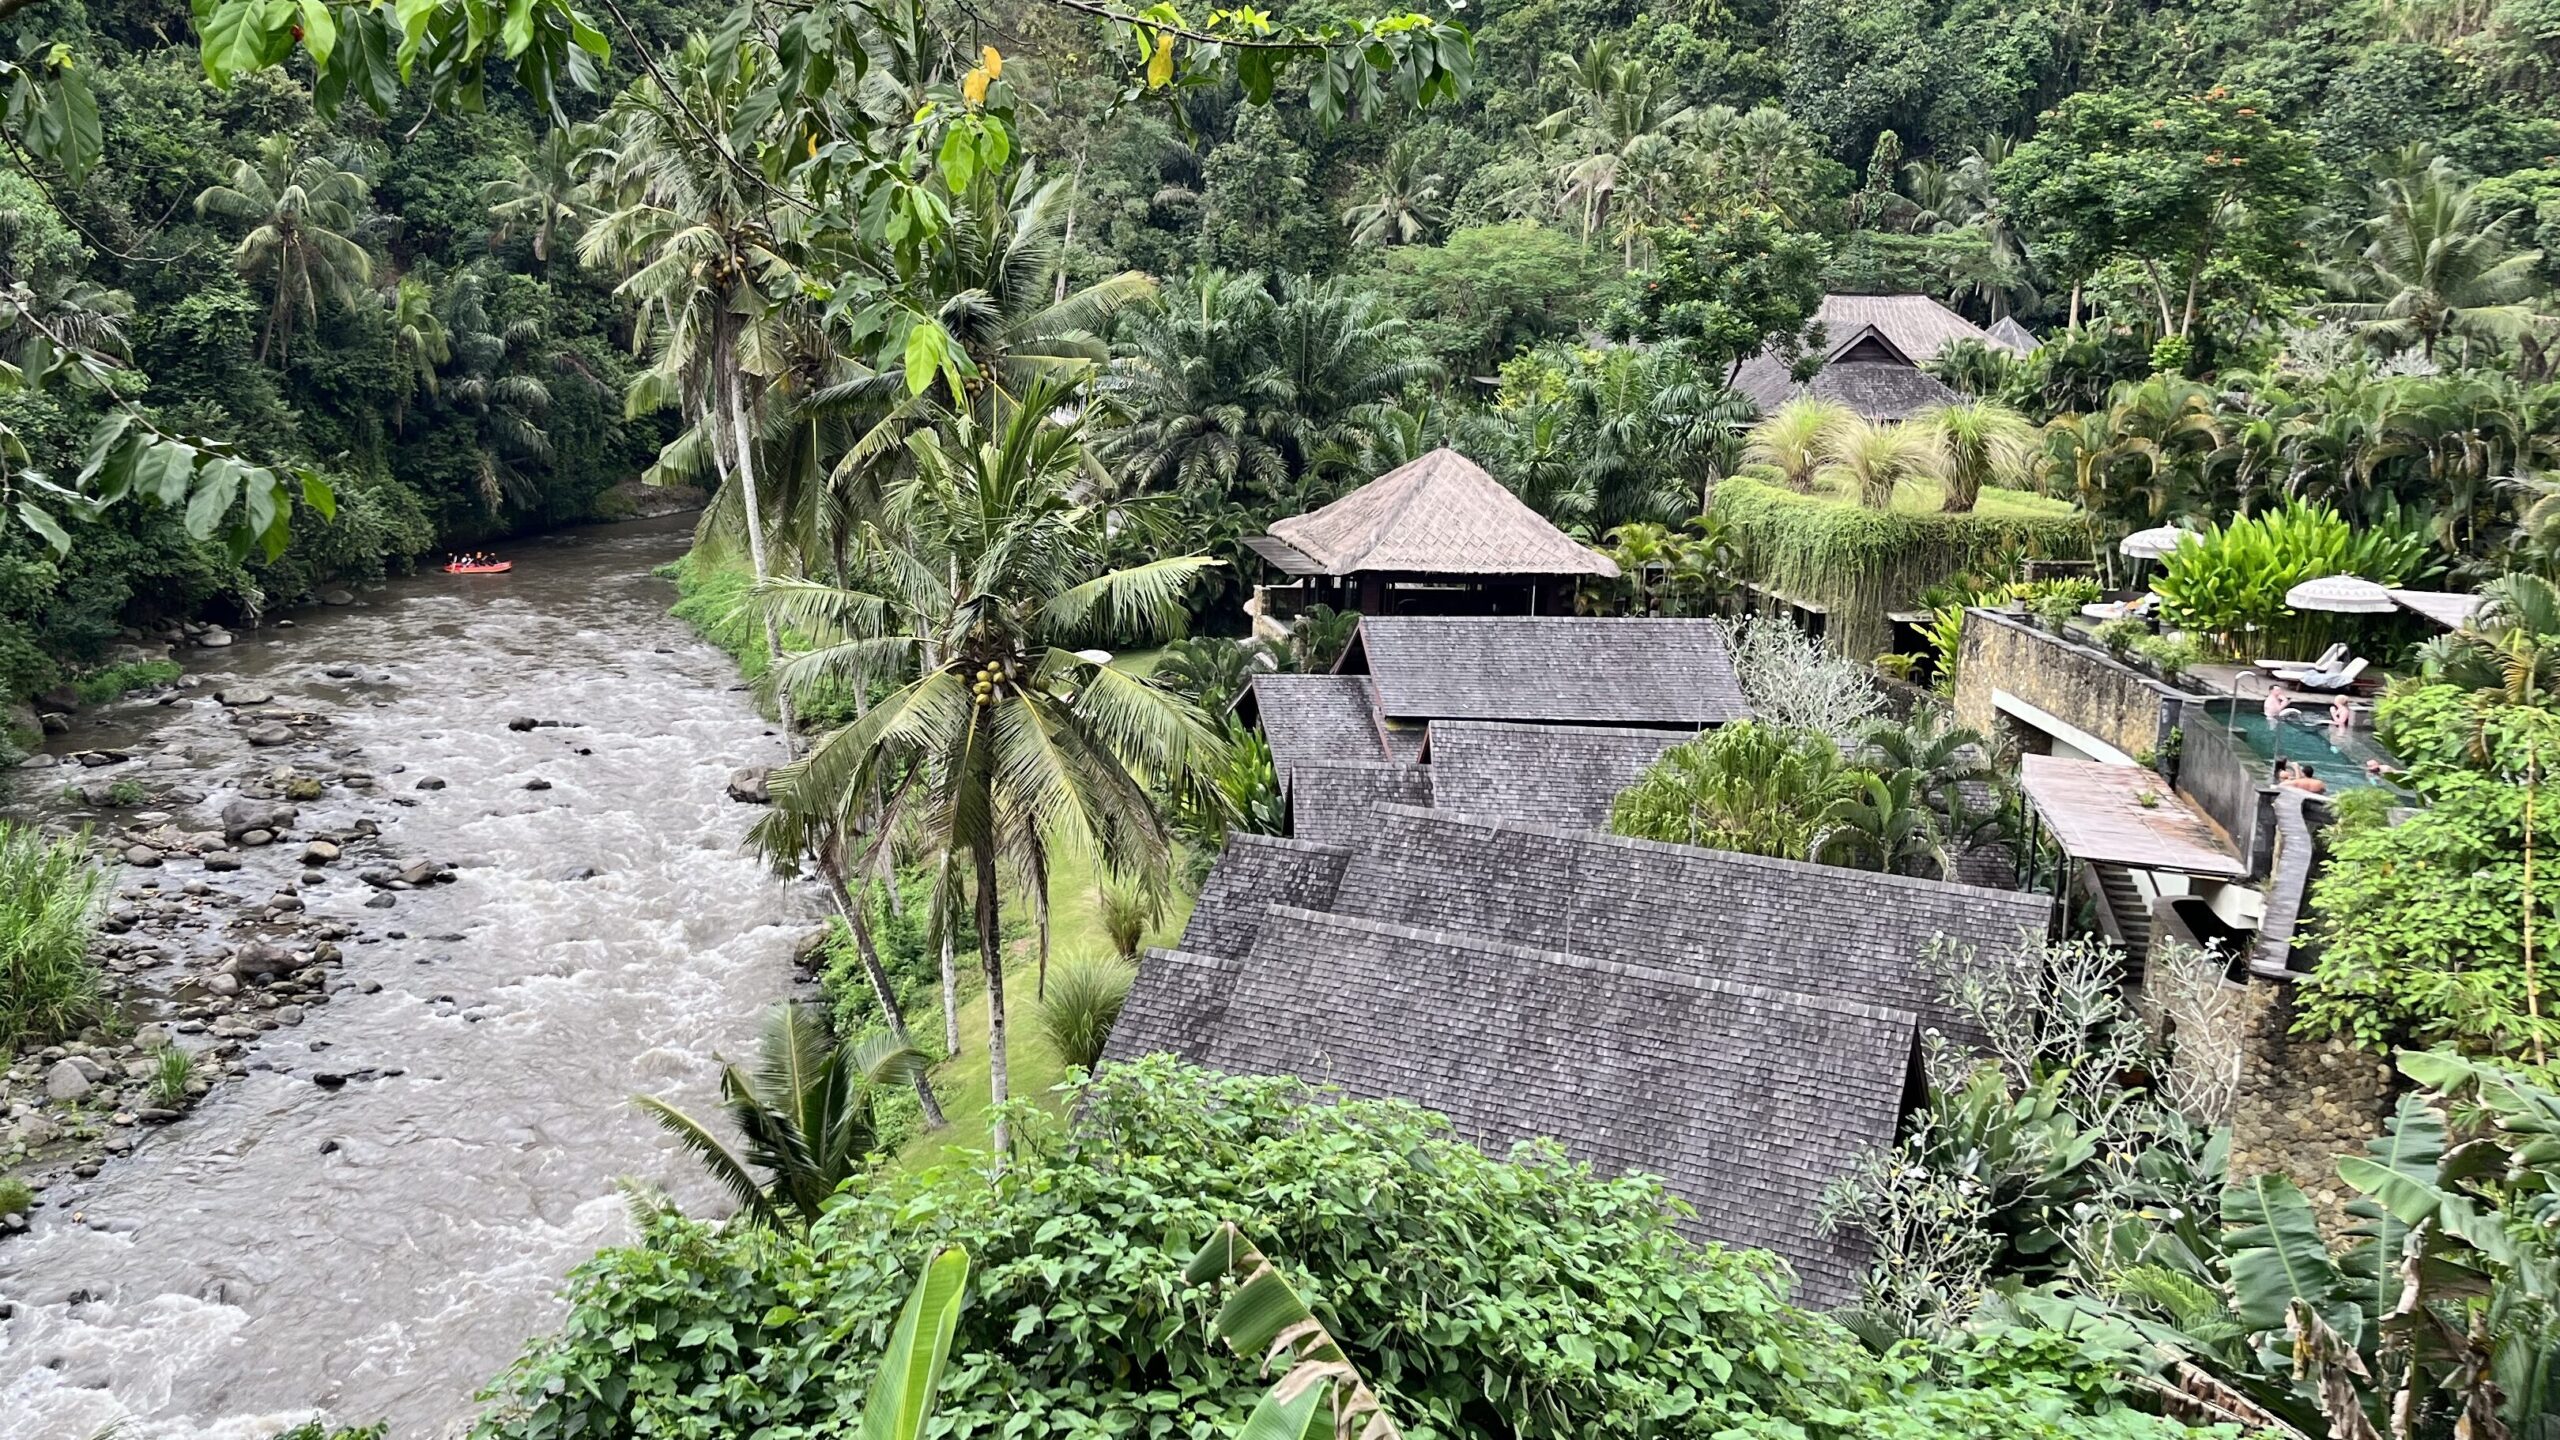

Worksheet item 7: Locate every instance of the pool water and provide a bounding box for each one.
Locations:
[2196,698,2408,795]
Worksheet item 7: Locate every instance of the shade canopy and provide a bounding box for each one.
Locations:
[2285,575,2397,614]
[2119,525,2196,560]
[2387,588,2485,631]
[2019,755,2247,879]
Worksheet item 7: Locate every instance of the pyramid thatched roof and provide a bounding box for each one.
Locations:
[1262,448,1618,579]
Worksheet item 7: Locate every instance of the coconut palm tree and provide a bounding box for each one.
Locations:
[2329,153,2550,363]
[1341,136,1447,247]
[928,168,1157,392]
[1921,399,2035,512]
[754,380,1228,1162]
[385,276,449,431]
[637,1002,922,1230]
[194,136,374,365]
[581,53,802,732]
[1099,269,1295,503]
[1744,396,1853,492]
[1538,41,1693,260]
[484,122,604,267]
[1818,415,1941,509]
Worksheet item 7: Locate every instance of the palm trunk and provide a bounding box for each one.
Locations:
[941,920,960,1057]
[719,339,798,752]
[820,855,946,1128]
[975,842,1010,1166]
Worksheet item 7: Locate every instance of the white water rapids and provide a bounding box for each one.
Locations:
[0,518,801,1437]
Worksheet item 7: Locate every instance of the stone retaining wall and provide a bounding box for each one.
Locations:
[2225,979,2396,1234]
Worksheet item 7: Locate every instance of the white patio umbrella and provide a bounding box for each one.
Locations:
[2284,575,2397,614]
[2118,525,2196,560]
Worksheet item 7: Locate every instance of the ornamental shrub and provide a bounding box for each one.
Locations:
[474,1061,2230,1440]
[2148,501,2426,660]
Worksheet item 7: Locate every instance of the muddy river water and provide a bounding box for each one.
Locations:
[0,517,801,1438]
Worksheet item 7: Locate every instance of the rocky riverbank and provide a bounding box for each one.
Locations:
[1,655,481,1229]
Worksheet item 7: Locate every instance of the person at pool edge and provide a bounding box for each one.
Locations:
[2263,683,2290,722]
[2278,761,2327,794]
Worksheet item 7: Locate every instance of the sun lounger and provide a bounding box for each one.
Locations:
[2254,643,2345,674]
[2290,657,2368,692]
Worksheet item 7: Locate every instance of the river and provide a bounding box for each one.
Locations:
[0,516,801,1438]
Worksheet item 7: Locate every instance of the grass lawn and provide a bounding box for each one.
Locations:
[1800,476,2080,519]
[891,840,1195,1175]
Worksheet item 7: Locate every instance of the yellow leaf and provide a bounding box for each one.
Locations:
[1147,32,1173,89]
[981,45,1002,78]
[962,67,990,106]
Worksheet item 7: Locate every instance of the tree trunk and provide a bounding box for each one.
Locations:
[823,858,946,1128]
[940,919,960,1058]
[719,342,799,752]
[975,842,1010,1166]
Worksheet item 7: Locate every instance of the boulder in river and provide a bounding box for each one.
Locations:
[216,690,274,707]
[414,777,446,791]
[221,799,296,841]
[45,1059,93,1102]
[201,851,242,872]
[199,630,234,648]
[76,750,130,768]
[523,777,551,791]
[122,845,162,868]
[283,775,324,801]
[726,767,770,804]
[301,840,341,865]
[321,590,355,606]
[245,725,293,747]
[227,942,296,981]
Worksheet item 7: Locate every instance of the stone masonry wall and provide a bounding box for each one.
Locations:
[2226,979,2396,1234]
[1952,608,2184,762]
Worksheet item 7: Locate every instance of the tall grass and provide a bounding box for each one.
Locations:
[0,821,108,1047]
[1035,959,1134,1073]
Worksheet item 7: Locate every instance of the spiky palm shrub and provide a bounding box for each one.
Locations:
[1920,400,2035,513]
[637,1002,922,1229]
[1742,396,1853,492]
[1035,959,1134,1072]
[1818,417,1943,510]
[0,822,106,1048]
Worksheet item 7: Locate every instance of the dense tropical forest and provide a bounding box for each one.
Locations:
[4,0,2560,1434]
[5,0,2558,734]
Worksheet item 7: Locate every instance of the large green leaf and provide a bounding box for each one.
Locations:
[2222,1174,2353,1341]
[860,1247,970,1440]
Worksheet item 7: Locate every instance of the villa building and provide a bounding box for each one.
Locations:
[1731,294,2034,422]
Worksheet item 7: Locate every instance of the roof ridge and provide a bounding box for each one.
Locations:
[1365,801,2054,907]
[1218,831,1356,860]
[1427,718,1710,741]
[1253,903,1924,1029]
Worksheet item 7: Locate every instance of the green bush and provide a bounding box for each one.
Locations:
[2130,632,2202,679]
[2149,501,2426,660]
[70,658,180,705]
[1707,476,2087,658]
[1610,719,1854,857]
[150,1044,194,1105]
[0,821,106,1048]
[472,1061,2221,1440]
[1033,959,1133,1071]
[0,1176,32,1215]
[2090,618,2148,658]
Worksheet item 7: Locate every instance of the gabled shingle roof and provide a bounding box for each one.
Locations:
[1247,674,1387,788]
[1099,948,1238,1067]
[1175,832,1352,960]
[1731,294,1989,420]
[1986,315,2041,353]
[1288,761,1433,849]
[1320,805,2049,1044]
[1150,904,1916,1305]
[1423,720,1690,832]
[1346,617,1749,726]
[1265,448,1619,579]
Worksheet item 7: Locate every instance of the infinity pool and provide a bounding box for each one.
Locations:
[2195,697,2408,796]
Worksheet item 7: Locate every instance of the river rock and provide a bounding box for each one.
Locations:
[204,973,240,997]
[523,777,551,791]
[39,711,70,734]
[44,1059,92,1102]
[363,893,396,909]
[221,799,296,840]
[122,845,162,868]
[396,859,450,886]
[239,829,274,848]
[246,725,292,747]
[199,630,234,648]
[76,750,130,768]
[322,591,355,606]
[301,840,340,865]
[11,1112,61,1147]
[201,851,241,872]
[228,942,296,980]
[217,690,273,707]
[414,777,445,791]
[283,775,324,801]
[323,664,358,678]
[726,767,770,804]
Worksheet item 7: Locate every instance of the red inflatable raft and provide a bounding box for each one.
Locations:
[445,561,513,574]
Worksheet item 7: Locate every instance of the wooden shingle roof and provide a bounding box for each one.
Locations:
[1265,448,1619,578]
[1109,906,1915,1306]
[1731,294,1991,420]
[1422,720,1690,831]
[1346,616,1749,726]
[1287,761,1433,849]
[1246,674,1387,789]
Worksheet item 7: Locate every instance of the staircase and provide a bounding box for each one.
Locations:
[2090,862,2153,968]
